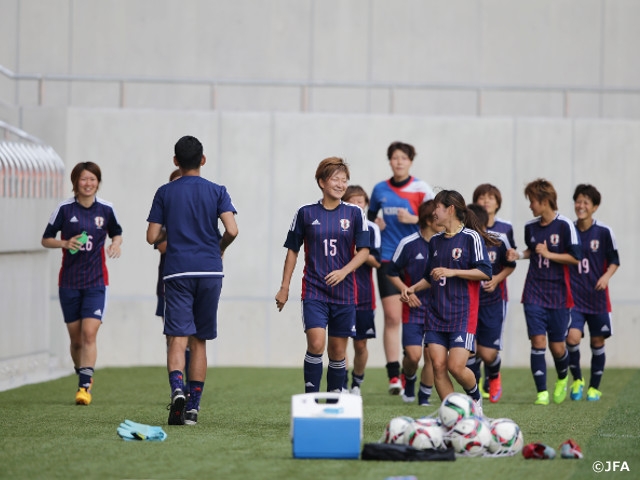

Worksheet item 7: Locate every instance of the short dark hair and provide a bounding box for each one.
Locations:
[342,185,369,205]
[70,162,101,195]
[418,200,436,229]
[315,157,350,188]
[573,184,601,206]
[387,141,416,161]
[174,135,203,170]
[467,203,488,229]
[472,183,503,211]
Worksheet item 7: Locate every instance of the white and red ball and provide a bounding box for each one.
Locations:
[488,418,524,455]
[438,392,476,429]
[448,417,492,457]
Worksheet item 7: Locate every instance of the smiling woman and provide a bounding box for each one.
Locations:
[40,161,123,406]
[275,156,371,395]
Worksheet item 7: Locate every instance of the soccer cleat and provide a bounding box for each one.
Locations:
[349,385,361,396]
[479,378,490,400]
[570,379,585,401]
[489,373,502,403]
[523,442,556,459]
[168,388,186,425]
[75,387,92,405]
[388,376,403,395]
[560,439,584,459]
[554,377,569,404]
[184,409,198,426]
[418,391,431,406]
[586,387,602,401]
[534,390,550,405]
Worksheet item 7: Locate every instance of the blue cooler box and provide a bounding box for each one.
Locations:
[291,392,363,459]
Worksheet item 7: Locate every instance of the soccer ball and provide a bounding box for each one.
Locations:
[488,418,524,455]
[438,392,476,429]
[448,417,492,457]
[413,416,442,428]
[382,416,414,444]
[407,422,446,450]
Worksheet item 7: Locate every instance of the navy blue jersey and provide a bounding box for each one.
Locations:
[369,177,434,261]
[570,220,620,314]
[481,233,517,306]
[424,229,492,333]
[389,232,431,325]
[147,176,237,279]
[284,200,369,304]
[521,214,582,308]
[488,217,516,250]
[354,220,381,310]
[43,197,123,288]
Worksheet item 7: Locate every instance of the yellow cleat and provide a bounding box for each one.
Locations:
[586,387,602,401]
[75,387,92,405]
[534,390,550,405]
[553,377,569,404]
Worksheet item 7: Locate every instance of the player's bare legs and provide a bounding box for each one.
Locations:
[382,295,403,393]
[352,339,368,377]
[428,343,455,400]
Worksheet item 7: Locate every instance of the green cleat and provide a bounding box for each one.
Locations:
[534,390,550,405]
[479,378,490,400]
[554,377,569,404]
[570,379,584,401]
[586,387,602,401]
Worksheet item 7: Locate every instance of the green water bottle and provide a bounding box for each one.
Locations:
[69,231,88,254]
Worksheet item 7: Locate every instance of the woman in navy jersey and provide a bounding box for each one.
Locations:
[399,190,494,413]
[275,157,370,394]
[567,184,620,402]
[506,178,581,406]
[368,141,434,394]
[42,162,123,405]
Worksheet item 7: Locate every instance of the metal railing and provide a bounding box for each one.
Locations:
[0,121,65,198]
[3,64,640,117]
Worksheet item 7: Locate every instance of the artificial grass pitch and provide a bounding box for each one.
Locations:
[0,366,638,479]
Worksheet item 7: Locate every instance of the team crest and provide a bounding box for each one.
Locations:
[340,219,351,231]
[549,234,559,246]
[452,248,462,260]
[488,251,497,263]
[590,239,600,252]
[94,216,104,228]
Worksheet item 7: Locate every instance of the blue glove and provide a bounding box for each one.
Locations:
[117,420,167,442]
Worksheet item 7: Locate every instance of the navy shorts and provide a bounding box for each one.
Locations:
[424,330,475,353]
[402,322,425,348]
[523,303,570,342]
[59,287,107,323]
[164,277,222,340]
[302,300,356,338]
[377,262,400,299]
[570,310,612,339]
[354,309,376,340]
[476,301,506,349]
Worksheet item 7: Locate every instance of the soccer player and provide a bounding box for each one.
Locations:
[386,200,441,406]
[473,183,516,398]
[42,161,123,405]
[154,168,191,395]
[341,185,381,395]
[400,190,494,414]
[368,141,435,394]
[466,204,516,403]
[147,135,238,425]
[567,184,620,401]
[506,178,581,406]
[275,157,370,395]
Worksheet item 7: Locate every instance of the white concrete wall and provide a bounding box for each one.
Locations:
[1,1,640,388]
[22,108,638,372]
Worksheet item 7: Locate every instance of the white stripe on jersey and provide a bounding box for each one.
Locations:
[489,231,512,250]
[163,271,224,280]
[368,220,382,249]
[463,228,485,261]
[47,197,75,224]
[593,219,619,250]
[557,214,580,244]
[391,232,420,263]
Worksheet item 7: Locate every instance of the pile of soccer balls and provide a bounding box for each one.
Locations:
[381,392,524,457]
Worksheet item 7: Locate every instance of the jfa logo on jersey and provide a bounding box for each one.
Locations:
[452,248,462,260]
[590,239,600,252]
[488,251,497,263]
[340,219,351,231]
[94,216,104,229]
[549,234,559,246]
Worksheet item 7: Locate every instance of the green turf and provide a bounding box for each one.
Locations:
[0,367,638,479]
